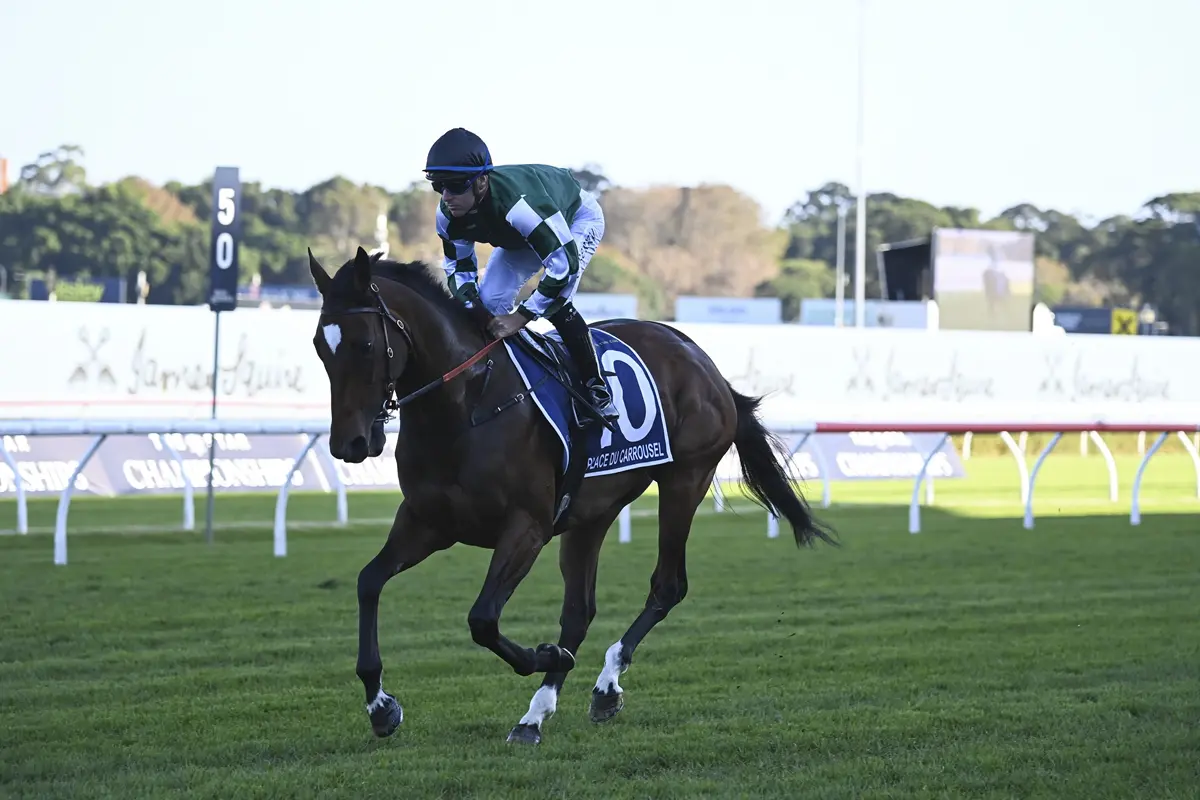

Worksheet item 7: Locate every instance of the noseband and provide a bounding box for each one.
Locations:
[322,281,414,425]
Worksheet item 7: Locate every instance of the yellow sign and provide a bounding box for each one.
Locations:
[1111,308,1138,335]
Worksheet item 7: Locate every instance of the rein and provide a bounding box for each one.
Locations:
[326,281,504,425]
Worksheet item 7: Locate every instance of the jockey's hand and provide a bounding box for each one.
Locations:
[487,311,530,339]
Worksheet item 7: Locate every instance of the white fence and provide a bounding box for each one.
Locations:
[2,418,1197,566]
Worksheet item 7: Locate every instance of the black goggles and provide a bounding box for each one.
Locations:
[427,167,489,195]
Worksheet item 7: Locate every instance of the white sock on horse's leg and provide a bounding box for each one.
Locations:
[518,684,558,728]
[593,641,626,694]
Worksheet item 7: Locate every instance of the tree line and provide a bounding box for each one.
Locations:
[2,144,1197,334]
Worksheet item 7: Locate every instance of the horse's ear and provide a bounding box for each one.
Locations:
[308,248,331,295]
[353,246,373,290]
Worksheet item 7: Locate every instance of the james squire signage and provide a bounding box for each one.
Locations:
[2,299,1199,424]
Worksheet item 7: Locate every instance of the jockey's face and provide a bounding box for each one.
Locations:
[441,174,488,218]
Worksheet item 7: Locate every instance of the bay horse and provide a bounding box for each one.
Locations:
[308,246,835,745]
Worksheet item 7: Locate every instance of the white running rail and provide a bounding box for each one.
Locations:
[2,419,1198,565]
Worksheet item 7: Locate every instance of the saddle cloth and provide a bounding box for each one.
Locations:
[503,326,674,479]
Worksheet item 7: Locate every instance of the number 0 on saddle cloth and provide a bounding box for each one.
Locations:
[504,327,674,478]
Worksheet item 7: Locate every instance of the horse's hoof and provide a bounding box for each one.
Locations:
[366,691,404,738]
[506,723,542,745]
[534,643,576,673]
[589,688,624,723]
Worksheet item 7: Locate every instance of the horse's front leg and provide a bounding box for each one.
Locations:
[466,511,576,678]
[357,501,449,738]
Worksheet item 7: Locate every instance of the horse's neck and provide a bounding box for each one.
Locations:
[386,280,484,427]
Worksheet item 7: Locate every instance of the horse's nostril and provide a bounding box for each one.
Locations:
[347,435,369,462]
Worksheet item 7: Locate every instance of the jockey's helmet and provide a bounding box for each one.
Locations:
[425,128,492,192]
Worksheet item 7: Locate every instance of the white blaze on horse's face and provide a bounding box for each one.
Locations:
[322,323,342,354]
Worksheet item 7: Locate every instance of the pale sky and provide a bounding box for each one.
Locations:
[2,0,1196,226]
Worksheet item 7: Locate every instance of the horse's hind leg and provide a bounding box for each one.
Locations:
[589,464,715,724]
[507,517,610,745]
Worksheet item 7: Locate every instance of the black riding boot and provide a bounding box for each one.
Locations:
[549,303,619,425]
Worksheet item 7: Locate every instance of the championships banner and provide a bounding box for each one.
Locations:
[715,430,966,485]
[1,429,965,499]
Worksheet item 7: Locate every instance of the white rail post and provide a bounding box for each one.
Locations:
[1130,432,1169,525]
[618,504,632,543]
[999,431,1030,506]
[0,435,28,534]
[316,436,348,525]
[804,436,833,509]
[55,434,108,565]
[273,433,321,558]
[711,477,726,512]
[766,431,812,539]
[1087,431,1119,502]
[908,433,949,534]
[1023,432,1062,530]
[158,436,195,531]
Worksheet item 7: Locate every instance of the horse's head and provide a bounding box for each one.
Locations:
[309,246,412,463]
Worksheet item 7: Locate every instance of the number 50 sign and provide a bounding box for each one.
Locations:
[208,166,241,313]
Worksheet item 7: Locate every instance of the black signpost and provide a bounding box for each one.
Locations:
[206,166,241,543]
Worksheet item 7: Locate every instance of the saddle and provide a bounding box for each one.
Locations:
[463,303,602,429]
[513,329,593,428]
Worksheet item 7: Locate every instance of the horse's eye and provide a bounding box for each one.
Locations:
[355,340,374,355]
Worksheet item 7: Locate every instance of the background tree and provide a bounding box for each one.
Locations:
[2,142,1197,334]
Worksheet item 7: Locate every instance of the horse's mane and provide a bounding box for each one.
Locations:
[326,253,474,327]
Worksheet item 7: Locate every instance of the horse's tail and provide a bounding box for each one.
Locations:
[728,383,838,548]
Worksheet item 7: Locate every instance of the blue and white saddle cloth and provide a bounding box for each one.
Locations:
[503,327,674,478]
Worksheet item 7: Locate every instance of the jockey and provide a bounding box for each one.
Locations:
[424,127,619,425]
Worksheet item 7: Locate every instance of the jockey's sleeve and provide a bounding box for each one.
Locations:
[435,204,479,304]
[505,193,580,320]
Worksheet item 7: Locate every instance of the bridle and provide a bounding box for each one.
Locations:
[321,281,503,427]
[321,281,413,426]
